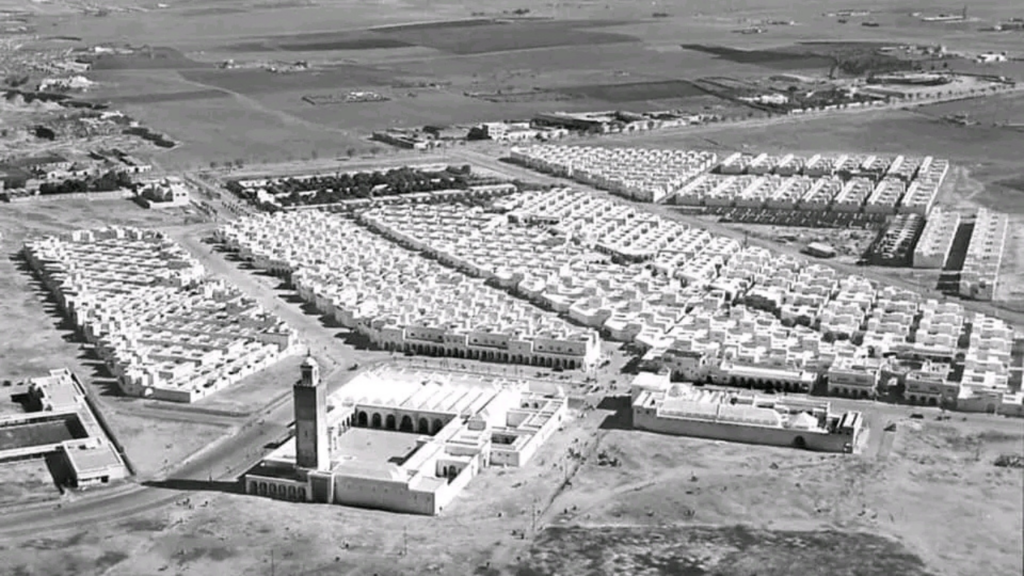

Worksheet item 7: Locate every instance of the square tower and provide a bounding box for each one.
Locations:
[294,356,329,471]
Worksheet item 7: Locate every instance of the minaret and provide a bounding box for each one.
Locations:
[294,354,329,471]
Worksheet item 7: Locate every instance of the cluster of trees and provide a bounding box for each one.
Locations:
[38,170,132,196]
[123,127,176,148]
[827,51,916,77]
[228,165,476,208]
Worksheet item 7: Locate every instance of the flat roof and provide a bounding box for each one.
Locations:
[63,441,124,474]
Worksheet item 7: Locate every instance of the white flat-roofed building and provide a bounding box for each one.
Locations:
[774,154,805,176]
[800,177,843,211]
[885,155,924,182]
[1,369,130,488]
[632,381,862,452]
[914,207,961,268]
[905,361,957,405]
[509,145,716,203]
[959,208,1008,301]
[766,176,815,210]
[804,154,842,177]
[221,210,601,370]
[865,178,907,213]
[23,228,299,403]
[832,177,875,212]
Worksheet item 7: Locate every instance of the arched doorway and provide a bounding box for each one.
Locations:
[432,419,444,434]
[400,415,414,432]
[371,413,382,428]
[793,436,807,449]
[418,418,429,434]
[357,411,368,427]
[385,414,396,430]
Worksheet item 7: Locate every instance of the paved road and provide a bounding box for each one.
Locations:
[0,393,293,540]
[0,224,368,541]
[450,148,1024,329]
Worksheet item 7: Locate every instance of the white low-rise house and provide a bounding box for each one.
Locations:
[510,144,716,203]
[904,361,957,405]
[865,178,907,213]
[137,176,191,208]
[828,354,883,398]
[23,227,299,403]
[218,177,1006,414]
[220,210,601,369]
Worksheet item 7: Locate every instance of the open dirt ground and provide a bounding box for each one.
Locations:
[0,459,61,508]
[0,200,265,479]
[0,400,1020,576]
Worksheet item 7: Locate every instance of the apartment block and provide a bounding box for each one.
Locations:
[959,208,1009,301]
[913,207,961,268]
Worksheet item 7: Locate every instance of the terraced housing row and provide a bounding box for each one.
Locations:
[216,189,1022,415]
[23,227,300,403]
[510,144,949,215]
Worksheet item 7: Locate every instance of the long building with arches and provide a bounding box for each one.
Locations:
[244,362,567,515]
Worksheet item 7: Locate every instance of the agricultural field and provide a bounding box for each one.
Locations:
[21,0,1020,166]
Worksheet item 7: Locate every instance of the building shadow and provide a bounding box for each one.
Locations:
[597,395,632,431]
[76,351,123,397]
[336,329,373,351]
[143,478,245,495]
